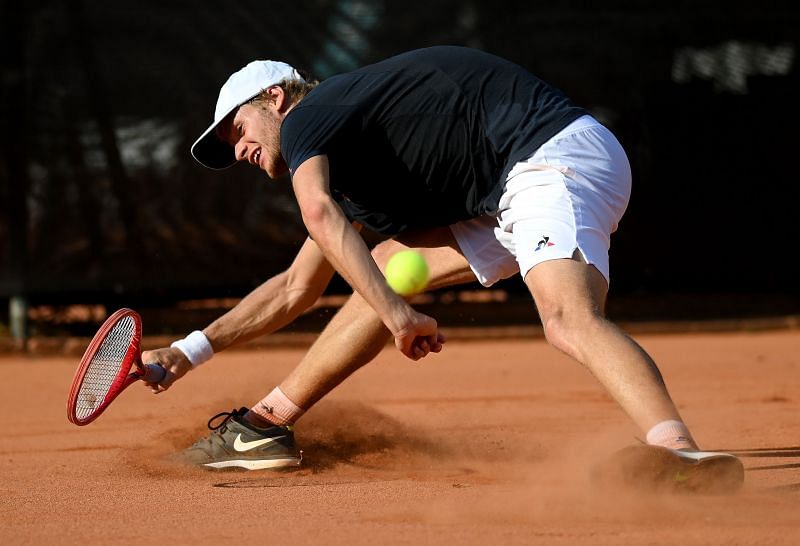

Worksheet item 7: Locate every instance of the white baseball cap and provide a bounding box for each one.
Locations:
[191,60,305,170]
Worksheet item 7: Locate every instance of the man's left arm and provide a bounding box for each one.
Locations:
[291,154,443,360]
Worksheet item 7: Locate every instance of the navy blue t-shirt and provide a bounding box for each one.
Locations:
[281,46,586,235]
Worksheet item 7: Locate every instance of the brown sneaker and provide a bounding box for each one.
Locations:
[181,407,302,470]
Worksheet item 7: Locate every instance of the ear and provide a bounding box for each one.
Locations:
[269,85,290,114]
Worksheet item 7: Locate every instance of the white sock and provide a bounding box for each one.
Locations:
[646,420,697,450]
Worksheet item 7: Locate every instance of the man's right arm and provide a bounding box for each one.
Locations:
[142,235,337,391]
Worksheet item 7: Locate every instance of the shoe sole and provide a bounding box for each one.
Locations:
[592,445,744,495]
[202,457,302,471]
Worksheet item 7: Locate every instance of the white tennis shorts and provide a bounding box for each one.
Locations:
[450,115,632,287]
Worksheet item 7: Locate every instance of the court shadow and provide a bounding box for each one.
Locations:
[294,399,443,472]
[212,475,400,489]
[770,482,800,493]
[718,447,800,458]
[713,446,800,494]
[746,462,800,471]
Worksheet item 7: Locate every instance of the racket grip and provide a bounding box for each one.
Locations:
[142,363,167,383]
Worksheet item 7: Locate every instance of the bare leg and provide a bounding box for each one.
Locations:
[525,253,694,445]
[259,227,475,415]
[280,291,390,408]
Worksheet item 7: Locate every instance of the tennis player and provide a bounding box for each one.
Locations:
[143,46,742,490]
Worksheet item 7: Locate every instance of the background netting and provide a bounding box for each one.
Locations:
[1,1,798,325]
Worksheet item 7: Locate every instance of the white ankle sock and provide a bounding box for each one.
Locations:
[646,420,696,450]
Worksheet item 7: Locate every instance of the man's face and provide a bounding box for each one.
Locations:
[221,92,288,179]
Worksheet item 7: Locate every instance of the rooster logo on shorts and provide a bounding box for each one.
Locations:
[535,236,555,252]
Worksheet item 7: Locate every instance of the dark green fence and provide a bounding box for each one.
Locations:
[2,1,798,316]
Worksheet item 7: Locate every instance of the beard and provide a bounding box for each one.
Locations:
[257,107,289,178]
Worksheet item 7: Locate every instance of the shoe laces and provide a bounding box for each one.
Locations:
[206,407,247,433]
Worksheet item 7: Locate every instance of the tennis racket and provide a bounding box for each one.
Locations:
[67,308,166,426]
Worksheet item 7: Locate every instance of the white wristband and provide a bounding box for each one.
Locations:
[171,330,214,367]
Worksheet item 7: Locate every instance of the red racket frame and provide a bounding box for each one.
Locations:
[67,308,160,425]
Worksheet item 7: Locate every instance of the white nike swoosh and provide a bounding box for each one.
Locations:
[233,433,285,452]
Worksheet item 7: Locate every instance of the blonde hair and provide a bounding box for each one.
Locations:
[250,72,319,108]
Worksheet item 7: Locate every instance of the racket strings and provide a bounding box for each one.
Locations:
[74,316,137,420]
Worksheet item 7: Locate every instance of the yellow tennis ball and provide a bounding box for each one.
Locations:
[385,250,429,296]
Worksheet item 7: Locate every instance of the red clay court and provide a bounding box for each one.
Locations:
[2,326,799,545]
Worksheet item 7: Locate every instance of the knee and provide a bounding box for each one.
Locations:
[371,240,402,271]
[538,304,603,360]
[539,308,572,355]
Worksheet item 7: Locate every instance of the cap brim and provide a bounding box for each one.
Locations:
[191,122,237,170]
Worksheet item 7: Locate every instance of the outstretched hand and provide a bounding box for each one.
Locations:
[140,347,192,393]
[392,310,446,361]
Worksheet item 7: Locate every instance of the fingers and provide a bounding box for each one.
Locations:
[142,363,166,383]
[430,332,446,353]
[140,363,168,394]
[142,367,168,393]
[396,333,445,361]
[149,365,179,394]
[140,347,192,394]
[145,379,166,394]
[147,372,172,394]
[391,310,445,361]
[413,337,430,359]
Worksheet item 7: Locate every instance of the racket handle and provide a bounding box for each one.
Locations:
[142,363,167,383]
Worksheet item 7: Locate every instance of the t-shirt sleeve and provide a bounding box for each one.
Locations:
[280,104,359,173]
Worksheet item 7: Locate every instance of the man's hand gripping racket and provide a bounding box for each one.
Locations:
[67,308,165,425]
